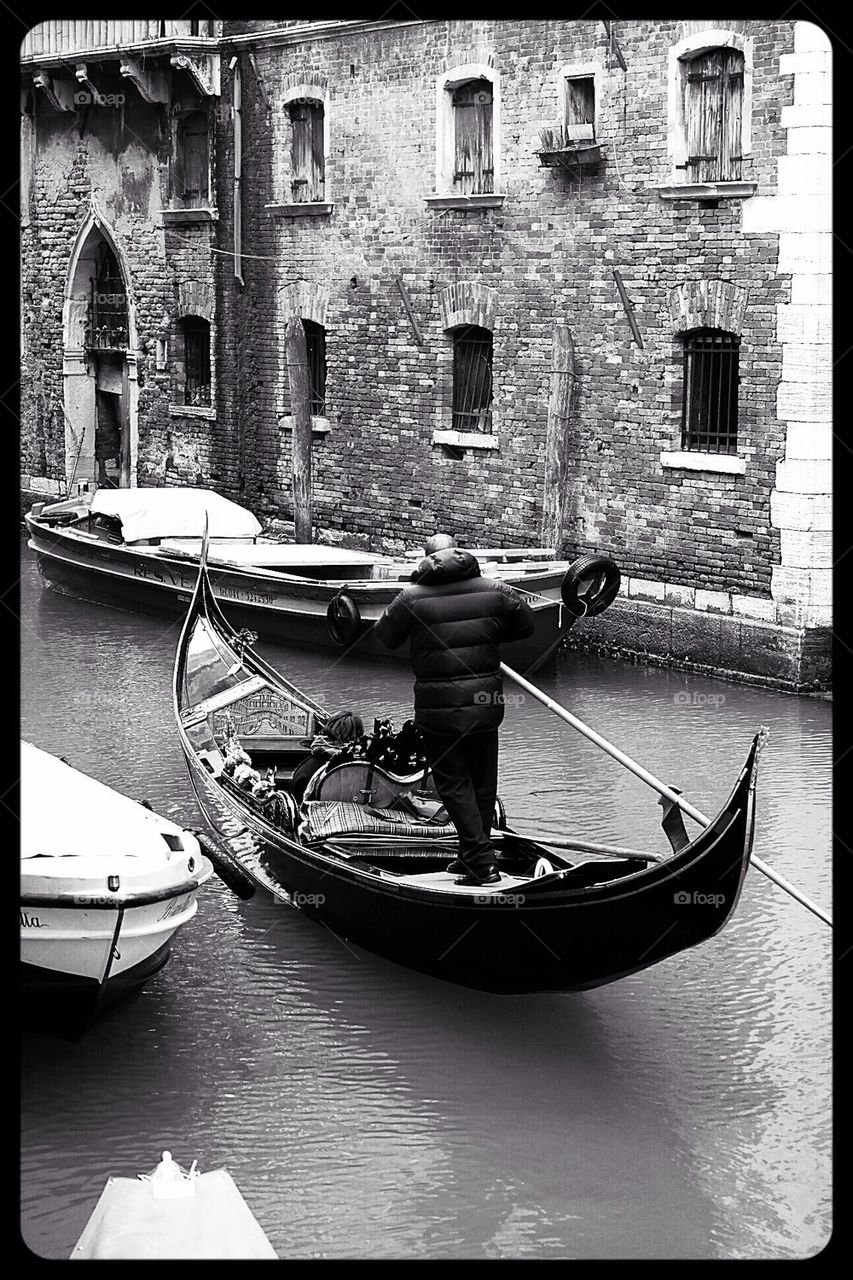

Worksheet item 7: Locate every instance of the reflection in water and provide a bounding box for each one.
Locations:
[20,538,830,1258]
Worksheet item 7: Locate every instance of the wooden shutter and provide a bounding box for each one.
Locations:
[686,49,743,182]
[720,51,743,181]
[565,77,595,140]
[181,111,209,203]
[452,80,493,195]
[290,102,324,202]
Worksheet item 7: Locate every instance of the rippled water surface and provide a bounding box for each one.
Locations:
[19,537,831,1259]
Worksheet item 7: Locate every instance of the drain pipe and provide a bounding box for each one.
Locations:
[231,55,243,287]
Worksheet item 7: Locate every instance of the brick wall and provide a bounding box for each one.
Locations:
[216,18,796,593]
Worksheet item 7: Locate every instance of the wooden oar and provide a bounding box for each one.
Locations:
[501,662,832,929]
[496,832,665,862]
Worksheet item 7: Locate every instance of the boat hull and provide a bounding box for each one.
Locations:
[20,869,213,1038]
[27,516,569,673]
[186,745,755,995]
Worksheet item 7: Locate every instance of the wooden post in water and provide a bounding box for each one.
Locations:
[541,323,575,552]
[284,315,313,542]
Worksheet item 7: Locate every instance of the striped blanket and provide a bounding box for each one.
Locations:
[300,801,458,842]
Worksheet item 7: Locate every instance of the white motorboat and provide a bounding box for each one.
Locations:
[20,741,213,1036]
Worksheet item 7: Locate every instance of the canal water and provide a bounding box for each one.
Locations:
[19,535,831,1260]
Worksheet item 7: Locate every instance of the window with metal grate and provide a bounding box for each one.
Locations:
[681,329,739,453]
[452,326,493,432]
[183,316,211,407]
[303,320,326,416]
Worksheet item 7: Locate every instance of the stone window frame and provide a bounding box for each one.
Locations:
[266,80,333,218]
[661,281,750,476]
[425,63,506,211]
[168,282,217,421]
[432,282,500,451]
[277,281,332,436]
[658,28,757,203]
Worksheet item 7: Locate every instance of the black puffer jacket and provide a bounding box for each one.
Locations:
[373,548,536,735]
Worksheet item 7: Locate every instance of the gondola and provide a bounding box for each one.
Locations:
[173,540,760,995]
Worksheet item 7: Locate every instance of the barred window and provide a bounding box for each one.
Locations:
[288,100,324,202]
[452,80,494,195]
[452,326,493,432]
[89,243,128,350]
[183,316,211,407]
[303,320,326,416]
[681,329,739,453]
[685,48,744,183]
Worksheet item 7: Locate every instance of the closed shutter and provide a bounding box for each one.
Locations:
[686,49,743,183]
[290,102,324,202]
[452,80,493,194]
[181,111,209,203]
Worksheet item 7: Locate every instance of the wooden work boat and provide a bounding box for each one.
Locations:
[70,1151,277,1259]
[25,486,577,673]
[20,741,213,1038]
[173,541,760,996]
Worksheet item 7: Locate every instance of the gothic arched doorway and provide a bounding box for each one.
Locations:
[63,218,138,490]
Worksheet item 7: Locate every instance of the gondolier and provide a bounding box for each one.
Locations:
[373,534,536,886]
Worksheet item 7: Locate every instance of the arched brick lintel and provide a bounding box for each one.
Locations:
[667,280,750,336]
[438,281,499,332]
[175,280,214,321]
[279,280,330,327]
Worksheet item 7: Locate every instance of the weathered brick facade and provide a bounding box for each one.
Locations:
[20,19,832,686]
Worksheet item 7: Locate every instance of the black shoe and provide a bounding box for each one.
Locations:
[455,865,501,887]
[445,859,467,875]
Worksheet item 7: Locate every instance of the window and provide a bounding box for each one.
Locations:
[303,320,326,415]
[88,243,128,350]
[182,317,211,406]
[175,109,209,205]
[452,80,494,194]
[452,326,493,432]
[564,75,595,141]
[681,329,739,452]
[287,100,324,202]
[684,48,744,183]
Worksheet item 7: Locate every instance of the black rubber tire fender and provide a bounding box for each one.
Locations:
[326,590,361,647]
[560,554,621,617]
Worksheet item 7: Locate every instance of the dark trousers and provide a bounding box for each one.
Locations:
[420,728,499,873]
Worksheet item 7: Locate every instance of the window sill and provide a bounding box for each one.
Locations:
[266,202,334,218]
[432,429,499,450]
[656,182,758,203]
[279,415,331,435]
[161,207,219,224]
[169,404,216,421]
[424,194,506,211]
[660,450,745,475]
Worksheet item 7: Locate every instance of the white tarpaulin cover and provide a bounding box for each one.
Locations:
[21,741,182,862]
[90,488,262,543]
[71,1167,278,1259]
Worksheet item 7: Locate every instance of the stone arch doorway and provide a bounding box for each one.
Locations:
[63,214,139,489]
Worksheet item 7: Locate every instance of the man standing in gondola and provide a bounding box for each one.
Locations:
[373,533,535,886]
